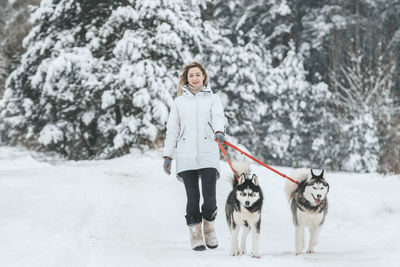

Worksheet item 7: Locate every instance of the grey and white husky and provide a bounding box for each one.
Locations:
[285,168,329,255]
[225,162,263,258]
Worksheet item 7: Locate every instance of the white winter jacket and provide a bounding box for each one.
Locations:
[163,85,227,180]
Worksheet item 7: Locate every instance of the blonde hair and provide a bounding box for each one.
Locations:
[177,61,209,96]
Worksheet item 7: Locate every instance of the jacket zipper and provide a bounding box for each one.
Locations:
[195,94,199,163]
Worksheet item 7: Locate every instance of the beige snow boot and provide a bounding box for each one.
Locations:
[188,223,206,251]
[203,219,218,249]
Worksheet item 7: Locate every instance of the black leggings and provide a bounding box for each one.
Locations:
[180,168,217,225]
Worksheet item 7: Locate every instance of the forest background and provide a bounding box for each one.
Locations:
[1,0,399,173]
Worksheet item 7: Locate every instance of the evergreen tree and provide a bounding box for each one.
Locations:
[204,40,269,155]
[255,43,333,168]
[1,0,399,173]
[207,1,334,169]
[0,0,222,159]
[0,0,40,97]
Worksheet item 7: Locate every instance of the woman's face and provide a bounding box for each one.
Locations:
[187,67,204,89]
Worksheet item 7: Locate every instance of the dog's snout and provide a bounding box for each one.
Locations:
[245,201,250,206]
[317,194,321,198]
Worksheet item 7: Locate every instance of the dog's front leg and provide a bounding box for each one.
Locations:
[295,226,305,255]
[230,226,240,256]
[250,224,260,258]
[239,225,250,255]
[307,225,321,253]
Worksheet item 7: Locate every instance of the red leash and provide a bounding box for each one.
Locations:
[217,139,240,181]
[217,139,298,184]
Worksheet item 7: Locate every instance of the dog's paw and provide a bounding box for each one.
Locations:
[306,249,315,254]
[239,249,246,255]
[230,250,240,256]
[251,253,260,258]
[295,251,302,255]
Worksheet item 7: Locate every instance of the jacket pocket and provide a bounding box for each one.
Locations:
[205,122,215,140]
[176,126,189,155]
[202,123,216,150]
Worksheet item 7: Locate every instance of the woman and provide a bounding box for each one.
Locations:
[162,61,227,251]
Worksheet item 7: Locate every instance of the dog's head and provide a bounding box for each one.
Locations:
[303,169,329,206]
[235,173,262,208]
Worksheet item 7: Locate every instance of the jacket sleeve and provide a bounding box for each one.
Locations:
[211,94,227,133]
[163,100,180,158]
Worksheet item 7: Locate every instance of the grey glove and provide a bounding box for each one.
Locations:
[163,157,172,175]
[215,131,225,144]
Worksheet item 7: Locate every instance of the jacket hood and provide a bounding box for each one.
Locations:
[182,84,213,96]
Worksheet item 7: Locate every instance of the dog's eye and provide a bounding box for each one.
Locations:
[249,192,254,197]
[240,192,246,196]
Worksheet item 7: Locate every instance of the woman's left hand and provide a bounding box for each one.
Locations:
[163,157,172,175]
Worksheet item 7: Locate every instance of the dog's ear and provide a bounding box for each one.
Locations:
[310,169,315,178]
[251,174,259,186]
[320,169,324,177]
[238,174,246,185]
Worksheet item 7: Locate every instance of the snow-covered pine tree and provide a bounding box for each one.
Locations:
[287,0,348,84]
[231,0,292,64]
[0,0,40,98]
[204,40,269,155]
[100,0,222,157]
[255,43,333,168]
[207,1,334,169]
[0,0,219,159]
[203,0,295,160]
[0,0,125,158]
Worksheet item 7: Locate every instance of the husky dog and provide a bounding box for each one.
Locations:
[225,162,263,258]
[285,168,329,255]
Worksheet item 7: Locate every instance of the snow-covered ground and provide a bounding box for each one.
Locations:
[1,146,399,267]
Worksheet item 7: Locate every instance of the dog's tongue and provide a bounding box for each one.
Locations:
[315,199,321,205]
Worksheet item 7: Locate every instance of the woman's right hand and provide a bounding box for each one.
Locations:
[163,157,172,175]
[215,131,225,144]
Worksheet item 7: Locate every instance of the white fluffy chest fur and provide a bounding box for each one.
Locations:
[233,205,260,225]
[296,208,324,227]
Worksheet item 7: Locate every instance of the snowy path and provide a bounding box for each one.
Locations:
[1,146,399,267]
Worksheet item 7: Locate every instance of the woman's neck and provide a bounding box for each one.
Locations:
[188,84,204,95]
